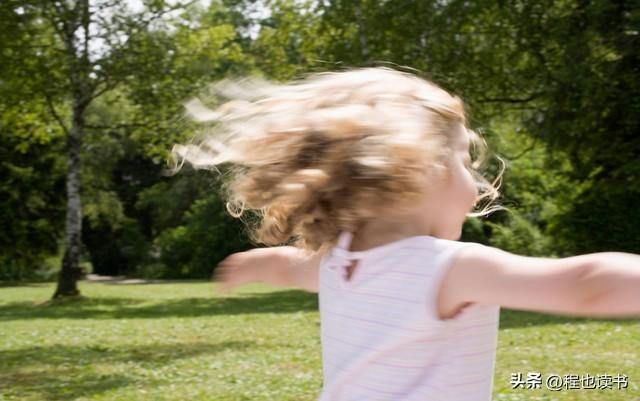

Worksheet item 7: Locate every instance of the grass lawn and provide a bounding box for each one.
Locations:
[0,281,638,401]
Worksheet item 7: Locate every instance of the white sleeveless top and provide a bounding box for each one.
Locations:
[317,231,500,401]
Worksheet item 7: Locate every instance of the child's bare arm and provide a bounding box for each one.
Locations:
[567,252,640,316]
[214,246,323,293]
[440,246,640,319]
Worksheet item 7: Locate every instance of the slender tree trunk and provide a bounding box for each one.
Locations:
[51,0,93,299]
[53,101,86,298]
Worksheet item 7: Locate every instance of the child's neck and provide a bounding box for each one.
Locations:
[349,216,438,252]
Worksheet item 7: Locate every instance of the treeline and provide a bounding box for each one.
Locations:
[1,0,638,285]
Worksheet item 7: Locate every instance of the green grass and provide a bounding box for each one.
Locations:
[0,282,638,401]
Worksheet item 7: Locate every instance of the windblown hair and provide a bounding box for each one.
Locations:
[170,67,504,252]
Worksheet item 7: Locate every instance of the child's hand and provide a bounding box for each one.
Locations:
[213,248,281,295]
[213,246,322,295]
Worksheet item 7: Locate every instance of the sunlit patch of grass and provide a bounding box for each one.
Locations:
[494,310,640,400]
[0,282,638,400]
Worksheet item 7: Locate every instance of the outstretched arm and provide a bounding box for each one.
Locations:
[214,246,323,294]
[567,252,640,316]
[441,246,640,319]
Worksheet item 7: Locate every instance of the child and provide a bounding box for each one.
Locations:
[172,67,640,401]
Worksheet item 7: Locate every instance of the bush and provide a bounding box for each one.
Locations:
[485,210,555,257]
[144,191,251,279]
[83,216,149,276]
[548,183,640,256]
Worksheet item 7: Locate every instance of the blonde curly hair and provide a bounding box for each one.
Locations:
[170,67,504,252]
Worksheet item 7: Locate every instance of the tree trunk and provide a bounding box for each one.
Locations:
[53,101,85,298]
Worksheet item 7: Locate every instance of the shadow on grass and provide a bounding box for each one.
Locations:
[0,341,252,401]
[0,290,318,321]
[2,290,636,328]
[0,279,206,287]
[499,309,640,329]
[0,281,52,288]
[1,369,134,401]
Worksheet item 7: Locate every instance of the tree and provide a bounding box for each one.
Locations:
[1,0,208,297]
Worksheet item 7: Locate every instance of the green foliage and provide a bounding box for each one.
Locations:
[83,216,150,276]
[149,190,251,279]
[549,184,640,255]
[486,211,554,257]
[0,102,66,280]
[250,0,326,80]
[0,5,68,279]
[461,216,490,245]
[123,7,255,161]
[493,0,640,253]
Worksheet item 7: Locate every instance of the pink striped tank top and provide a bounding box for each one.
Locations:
[317,231,500,401]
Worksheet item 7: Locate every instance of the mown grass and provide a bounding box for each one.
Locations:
[0,282,638,401]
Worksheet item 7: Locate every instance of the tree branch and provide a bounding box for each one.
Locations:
[501,136,538,161]
[43,92,70,135]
